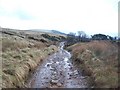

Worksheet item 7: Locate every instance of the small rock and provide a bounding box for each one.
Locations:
[53,71,57,74]
[74,70,78,75]
[47,64,50,67]
[56,61,59,64]
[57,83,62,87]
[50,80,58,84]
[69,74,72,77]
[68,64,71,66]
[69,67,73,69]
[68,72,72,75]
[60,71,62,75]
[50,67,55,70]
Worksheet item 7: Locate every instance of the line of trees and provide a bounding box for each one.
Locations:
[66,31,119,46]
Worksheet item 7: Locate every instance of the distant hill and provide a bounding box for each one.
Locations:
[1,27,67,42]
[0,26,66,35]
[29,29,66,35]
[50,30,66,35]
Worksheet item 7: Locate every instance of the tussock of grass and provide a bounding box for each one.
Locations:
[67,41,118,88]
[2,38,29,52]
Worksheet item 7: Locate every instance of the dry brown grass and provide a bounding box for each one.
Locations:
[2,38,28,52]
[2,46,58,88]
[1,28,67,88]
[1,33,59,88]
[67,40,118,88]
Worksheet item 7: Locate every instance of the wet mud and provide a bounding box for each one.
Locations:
[27,42,89,88]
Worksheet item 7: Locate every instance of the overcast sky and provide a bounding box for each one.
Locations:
[0,0,119,36]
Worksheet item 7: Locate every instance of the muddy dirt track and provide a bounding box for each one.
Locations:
[27,42,89,88]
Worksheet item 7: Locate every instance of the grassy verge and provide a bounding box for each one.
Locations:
[1,33,59,88]
[66,40,118,88]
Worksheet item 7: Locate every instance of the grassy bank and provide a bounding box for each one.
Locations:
[67,40,118,88]
[1,28,64,88]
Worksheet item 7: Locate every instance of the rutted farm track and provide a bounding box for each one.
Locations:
[27,42,90,88]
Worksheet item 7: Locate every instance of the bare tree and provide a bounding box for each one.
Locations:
[66,32,76,46]
[77,31,87,41]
